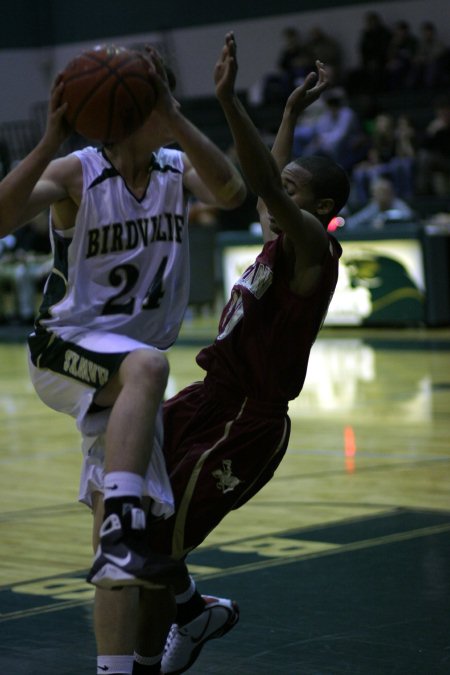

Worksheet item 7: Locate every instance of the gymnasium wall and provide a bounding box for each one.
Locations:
[0,0,445,123]
[2,0,395,47]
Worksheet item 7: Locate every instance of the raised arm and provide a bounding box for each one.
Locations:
[214,35,283,215]
[258,61,328,239]
[0,78,71,238]
[270,61,328,171]
[146,47,246,210]
[214,32,329,265]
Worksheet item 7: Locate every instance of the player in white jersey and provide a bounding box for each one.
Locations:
[33,146,190,347]
[0,46,246,591]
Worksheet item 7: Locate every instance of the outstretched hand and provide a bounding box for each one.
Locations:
[284,60,329,118]
[214,32,238,102]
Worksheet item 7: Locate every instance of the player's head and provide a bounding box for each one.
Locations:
[106,48,178,149]
[156,55,177,93]
[138,45,177,92]
[282,155,350,227]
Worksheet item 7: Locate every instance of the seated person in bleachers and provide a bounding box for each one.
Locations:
[0,140,10,179]
[305,26,343,86]
[276,26,315,93]
[189,144,259,235]
[346,11,392,94]
[385,21,419,90]
[352,113,416,204]
[345,177,416,231]
[188,199,219,226]
[416,93,450,196]
[293,87,368,173]
[247,27,314,106]
[0,210,51,324]
[408,21,448,89]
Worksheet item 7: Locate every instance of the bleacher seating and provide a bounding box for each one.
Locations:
[0,119,40,164]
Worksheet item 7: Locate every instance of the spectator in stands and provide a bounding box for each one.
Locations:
[187,199,218,226]
[305,26,343,86]
[293,86,368,173]
[408,21,447,89]
[415,93,450,196]
[277,26,315,92]
[215,144,258,231]
[248,27,315,106]
[345,177,416,231]
[346,11,392,94]
[188,144,258,232]
[352,113,416,205]
[386,21,419,90]
[0,210,51,324]
[0,140,10,179]
[393,114,417,196]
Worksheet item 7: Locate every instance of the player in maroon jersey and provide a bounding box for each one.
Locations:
[92,33,350,675]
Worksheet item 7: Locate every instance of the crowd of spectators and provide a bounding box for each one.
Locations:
[351,112,417,204]
[347,15,450,95]
[248,13,450,229]
[257,14,450,104]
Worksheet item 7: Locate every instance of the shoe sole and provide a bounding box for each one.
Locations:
[87,563,167,590]
[163,601,240,675]
[87,560,183,590]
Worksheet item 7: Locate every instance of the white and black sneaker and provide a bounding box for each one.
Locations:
[161,595,240,674]
[87,507,183,590]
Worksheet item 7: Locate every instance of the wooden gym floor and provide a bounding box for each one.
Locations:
[0,320,449,674]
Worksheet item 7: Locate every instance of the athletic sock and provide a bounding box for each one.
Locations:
[174,577,206,626]
[132,652,162,674]
[103,471,144,518]
[104,471,145,501]
[97,654,133,674]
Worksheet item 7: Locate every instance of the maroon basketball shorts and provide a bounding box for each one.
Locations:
[149,379,291,559]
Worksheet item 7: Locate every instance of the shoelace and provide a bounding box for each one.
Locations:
[162,624,189,666]
[163,625,180,652]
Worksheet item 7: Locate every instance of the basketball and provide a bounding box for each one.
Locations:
[60,45,157,143]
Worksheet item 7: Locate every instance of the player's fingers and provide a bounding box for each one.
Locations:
[50,80,64,110]
[220,43,229,63]
[304,71,318,89]
[145,46,166,79]
[53,72,64,87]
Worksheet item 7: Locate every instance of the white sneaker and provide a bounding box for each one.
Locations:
[161,595,240,674]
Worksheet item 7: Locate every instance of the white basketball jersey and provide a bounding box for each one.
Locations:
[38,146,189,349]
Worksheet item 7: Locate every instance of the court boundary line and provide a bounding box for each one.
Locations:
[1,519,449,623]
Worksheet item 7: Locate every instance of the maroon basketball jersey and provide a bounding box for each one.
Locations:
[197,233,342,403]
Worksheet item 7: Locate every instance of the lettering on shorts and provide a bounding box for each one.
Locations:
[63,349,109,386]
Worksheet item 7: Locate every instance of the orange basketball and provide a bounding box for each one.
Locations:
[60,45,157,143]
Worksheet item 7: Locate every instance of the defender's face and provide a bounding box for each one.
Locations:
[267,163,318,233]
[267,163,316,233]
[282,163,316,206]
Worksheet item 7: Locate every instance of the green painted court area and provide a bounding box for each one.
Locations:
[1,508,449,674]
